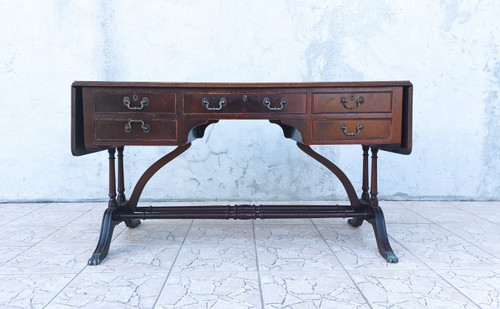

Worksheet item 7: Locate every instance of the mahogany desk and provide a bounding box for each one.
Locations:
[71,81,413,265]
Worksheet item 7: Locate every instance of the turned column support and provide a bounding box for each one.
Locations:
[361,145,370,203]
[107,148,118,209]
[116,146,126,205]
[370,147,379,209]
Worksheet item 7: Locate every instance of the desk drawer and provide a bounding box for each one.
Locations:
[312,119,394,142]
[95,119,177,143]
[184,92,306,114]
[90,89,176,113]
[312,89,394,113]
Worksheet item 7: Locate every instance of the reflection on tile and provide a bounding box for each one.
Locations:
[261,270,369,308]
[155,271,261,308]
[351,270,478,308]
[437,269,500,309]
[49,270,167,308]
[390,224,500,269]
[0,273,75,308]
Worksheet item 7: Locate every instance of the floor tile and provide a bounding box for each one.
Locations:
[437,269,500,309]
[453,201,500,224]
[438,220,500,257]
[0,273,75,308]
[350,269,479,308]
[0,224,60,247]
[0,203,47,213]
[400,201,487,224]
[172,243,257,272]
[112,221,191,246]
[260,270,369,308]
[184,224,254,245]
[317,224,428,270]
[155,271,261,309]
[6,210,85,228]
[0,245,92,274]
[47,270,168,308]
[89,244,182,273]
[389,223,500,269]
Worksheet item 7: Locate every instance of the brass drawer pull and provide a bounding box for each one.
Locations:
[123,95,149,110]
[124,120,150,133]
[340,123,364,136]
[202,97,227,111]
[340,95,364,109]
[263,97,288,111]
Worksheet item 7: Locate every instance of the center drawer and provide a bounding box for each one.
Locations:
[184,92,306,114]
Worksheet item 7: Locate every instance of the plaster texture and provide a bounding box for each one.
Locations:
[0,0,499,202]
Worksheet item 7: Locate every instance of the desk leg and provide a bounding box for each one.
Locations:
[366,147,399,263]
[122,143,192,213]
[88,148,120,266]
[348,145,370,227]
[116,146,141,228]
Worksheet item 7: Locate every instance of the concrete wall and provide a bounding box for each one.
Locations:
[1,0,499,202]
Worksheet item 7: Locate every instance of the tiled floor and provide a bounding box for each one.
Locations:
[0,201,499,308]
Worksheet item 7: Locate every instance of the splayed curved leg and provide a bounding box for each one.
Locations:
[368,207,398,263]
[366,147,398,263]
[121,143,192,213]
[88,208,119,265]
[89,148,120,265]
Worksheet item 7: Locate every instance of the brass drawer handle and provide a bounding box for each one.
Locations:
[263,97,288,111]
[340,123,364,136]
[340,95,364,109]
[123,95,149,110]
[124,120,150,133]
[202,97,227,111]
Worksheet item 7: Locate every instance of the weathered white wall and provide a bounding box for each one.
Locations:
[1,0,499,202]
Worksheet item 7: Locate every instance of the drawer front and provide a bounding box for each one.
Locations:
[95,119,177,143]
[184,92,306,114]
[312,119,394,142]
[92,89,176,113]
[312,89,393,113]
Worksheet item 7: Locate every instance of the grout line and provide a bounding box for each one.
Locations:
[152,219,194,308]
[251,220,265,309]
[311,220,373,309]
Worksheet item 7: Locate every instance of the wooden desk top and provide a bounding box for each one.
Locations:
[72,81,412,156]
